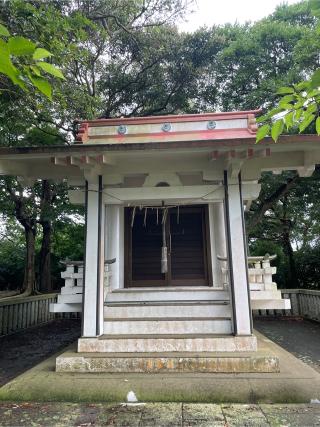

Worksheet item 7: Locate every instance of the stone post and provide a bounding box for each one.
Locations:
[82,175,105,337]
[209,202,227,287]
[224,171,252,336]
[105,205,124,290]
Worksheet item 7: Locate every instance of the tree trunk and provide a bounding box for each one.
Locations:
[282,228,298,288]
[38,179,56,293]
[39,221,52,292]
[23,226,36,295]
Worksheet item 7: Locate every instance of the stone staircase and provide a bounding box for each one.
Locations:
[54,262,283,373]
[103,287,232,338]
[78,292,254,354]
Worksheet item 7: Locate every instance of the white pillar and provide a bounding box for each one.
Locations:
[82,176,105,337]
[224,171,252,336]
[105,205,124,290]
[209,202,227,287]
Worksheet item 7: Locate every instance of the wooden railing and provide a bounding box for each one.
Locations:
[253,289,320,322]
[0,293,79,337]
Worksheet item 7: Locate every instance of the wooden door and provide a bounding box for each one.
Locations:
[124,206,211,287]
[169,207,209,286]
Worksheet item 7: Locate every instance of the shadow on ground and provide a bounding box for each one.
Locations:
[254,318,320,373]
[0,319,81,386]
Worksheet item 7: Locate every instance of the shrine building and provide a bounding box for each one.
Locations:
[0,110,319,373]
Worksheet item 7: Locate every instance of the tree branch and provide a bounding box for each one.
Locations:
[246,174,300,234]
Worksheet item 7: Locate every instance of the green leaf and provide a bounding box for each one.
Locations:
[306,103,317,115]
[0,23,10,37]
[294,101,304,110]
[0,38,9,56]
[284,111,294,130]
[279,95,295,104]
[8,36,36,56]
[295,109,303,121]
[30,65,41,76]
[310,0,320,16]
[294,81,310,92]
[33,48,52,60]
[276,86,294,95]
[271,119,284,142]
[299,113,315,133]
[311,69,320,89]
[36,62,64,79]
[306,89,320,98]
[256,124,270,143]
[0,40,26,89]
[279,95,296,110]
[316,117,320,136]
[256,107,282,123]
[29,75,52,99]
[278,103,295,111]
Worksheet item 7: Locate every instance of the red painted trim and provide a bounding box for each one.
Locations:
[80,110,261,127]
[76,122,89,143]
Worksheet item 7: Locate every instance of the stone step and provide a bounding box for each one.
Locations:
[250,290,282,300]
[56,350,278,373]
[251,299,291,310]
[49,303,82,313]
[106,287,229,303]
[104,303,231,319]
[78,334,257,353]
[103,319,232,335]
[57,294,83,304]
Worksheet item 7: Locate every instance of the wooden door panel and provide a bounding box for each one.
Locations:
[170,208,207,285]
[130,210,166,285]
[125,206,211,287]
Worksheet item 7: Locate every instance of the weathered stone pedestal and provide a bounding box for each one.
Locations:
[56,350,279,374]
[56,334,279,374]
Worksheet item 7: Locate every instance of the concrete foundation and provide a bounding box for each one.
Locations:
[77,334,257,353]
[56,351,279,373]
[1,331,320,403]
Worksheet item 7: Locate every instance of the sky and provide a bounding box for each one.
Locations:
[179,0,301,31]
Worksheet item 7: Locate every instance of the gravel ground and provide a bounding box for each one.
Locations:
[254,318,320,373]
[0,319,81,386]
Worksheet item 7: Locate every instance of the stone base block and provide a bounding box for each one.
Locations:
[77,335,257,353]
[56,351,279,373]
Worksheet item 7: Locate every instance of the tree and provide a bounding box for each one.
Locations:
[247,168,320,289]
[0,0,196,294]
[0,22,64,98]
[1,0,319,294]
[256,0,320,142]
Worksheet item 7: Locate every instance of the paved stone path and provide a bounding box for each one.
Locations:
[1,402,320,426]
[0,318,81,386]
[254,319,320,373]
